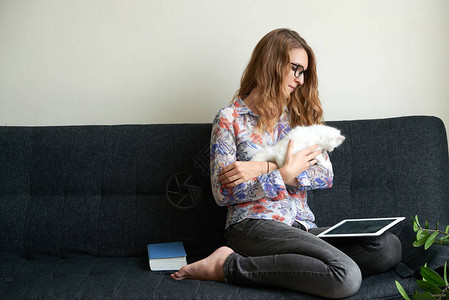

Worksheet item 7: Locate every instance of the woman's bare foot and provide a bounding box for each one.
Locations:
[170,246,234,282]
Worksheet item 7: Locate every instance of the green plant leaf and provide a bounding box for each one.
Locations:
[437,235,449,245]
[416,279,442,294]
[444,261,448,286]
[415,215,421,228]
[425,231,440,250]
[416,229,424,239]
[396,281,411,300]
[414,230,432,247]
[445,225,449,234]
[425,220,430,229]
[413,216,420,232]
[411,292,438,300]
[420,266,447,287]
[413,238,427,248]
[416,229,431,240]
[413,220,419,232]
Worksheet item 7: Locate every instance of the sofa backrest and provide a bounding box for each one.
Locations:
[1,116,448,259]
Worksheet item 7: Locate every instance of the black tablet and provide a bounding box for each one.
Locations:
[317,217,405,238]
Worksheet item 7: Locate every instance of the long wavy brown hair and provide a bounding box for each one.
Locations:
[234,28,323,132]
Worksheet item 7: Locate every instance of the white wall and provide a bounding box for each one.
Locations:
[1,0,448,141]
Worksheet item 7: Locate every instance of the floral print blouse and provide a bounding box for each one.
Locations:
[210,98,334,230]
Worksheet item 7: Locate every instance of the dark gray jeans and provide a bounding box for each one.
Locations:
[223,219,402,299]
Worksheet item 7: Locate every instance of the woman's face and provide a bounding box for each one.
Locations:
[285,47,308,96]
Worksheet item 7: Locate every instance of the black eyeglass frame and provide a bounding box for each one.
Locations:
[290,63,307,79]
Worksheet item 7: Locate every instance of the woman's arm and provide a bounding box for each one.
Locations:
[218,161,279,187]
[210,113,288,207]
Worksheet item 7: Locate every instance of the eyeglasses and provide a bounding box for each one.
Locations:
[291,63,307,79]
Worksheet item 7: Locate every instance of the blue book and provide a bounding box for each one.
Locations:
[147,241,187,271]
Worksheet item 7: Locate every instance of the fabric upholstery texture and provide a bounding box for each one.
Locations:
[1,116,448,299]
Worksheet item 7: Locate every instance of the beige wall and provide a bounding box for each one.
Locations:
[1,0,448,142]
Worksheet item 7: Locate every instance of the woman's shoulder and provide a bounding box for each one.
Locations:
[213,98,244,122]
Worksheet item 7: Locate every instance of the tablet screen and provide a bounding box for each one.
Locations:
[317,217,405,238]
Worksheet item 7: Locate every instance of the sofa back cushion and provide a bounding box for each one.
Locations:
[312,116,449,228]
[0,124,225,259]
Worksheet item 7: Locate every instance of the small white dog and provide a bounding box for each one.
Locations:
[251,124,345,170]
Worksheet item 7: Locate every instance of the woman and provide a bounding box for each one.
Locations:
[171,28,402,299]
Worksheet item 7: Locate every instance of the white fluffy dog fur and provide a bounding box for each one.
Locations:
[251,124,345,171]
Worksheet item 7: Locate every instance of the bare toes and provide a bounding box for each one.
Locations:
[170,268,188,280]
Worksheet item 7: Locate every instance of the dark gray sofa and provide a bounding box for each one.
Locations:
[1,116,448,299]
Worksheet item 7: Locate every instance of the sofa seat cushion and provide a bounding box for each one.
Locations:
[0,253,419,299]
[0,254,298,299]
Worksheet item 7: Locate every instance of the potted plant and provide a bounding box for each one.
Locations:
[396,216,449,299]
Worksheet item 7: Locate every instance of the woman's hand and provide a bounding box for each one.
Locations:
[279,140,322,186]
[219,161,278,188]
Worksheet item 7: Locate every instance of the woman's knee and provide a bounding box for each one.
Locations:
[365,232,402,275]
[325,262,362,299]
[380,232,402,269]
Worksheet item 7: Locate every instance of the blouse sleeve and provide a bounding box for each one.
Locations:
[296,150,334,191]
[210,112,288,207]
